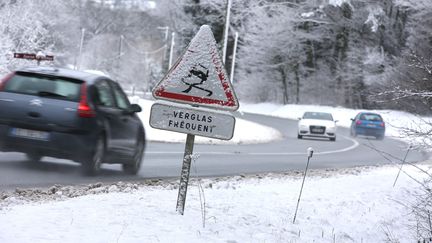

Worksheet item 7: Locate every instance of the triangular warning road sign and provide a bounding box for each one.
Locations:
[152,25,239,111]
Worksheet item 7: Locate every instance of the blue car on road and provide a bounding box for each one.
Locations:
[350,112,385,140]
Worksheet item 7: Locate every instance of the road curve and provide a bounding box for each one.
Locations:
[0,113,429,189]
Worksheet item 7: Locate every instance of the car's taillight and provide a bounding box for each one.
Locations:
[356,120,362,125]
[380,122,385,127]
[78,84,95,118]
[0,72,15,91]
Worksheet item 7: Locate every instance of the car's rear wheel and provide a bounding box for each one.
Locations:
[122,136,144,175]
[350,129,357,137]
[82,135,105,176]
[26,153,42,162]
[376,135,384,140]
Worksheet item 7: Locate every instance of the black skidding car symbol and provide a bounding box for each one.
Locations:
[181,63,213,97]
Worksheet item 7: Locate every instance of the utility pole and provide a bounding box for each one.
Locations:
[117,35,124,81]
[222,0,232,63]
[230,32,239,83]
[168,32,176,70]
[119,35,124,57]
[157,26,169,69]
[76,28,86,70]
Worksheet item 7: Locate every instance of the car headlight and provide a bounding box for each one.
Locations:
[299,124,308,130]
[326,125,336,132]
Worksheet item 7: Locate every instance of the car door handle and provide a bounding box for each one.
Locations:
[105,113,117,119]
[28,112,41,118]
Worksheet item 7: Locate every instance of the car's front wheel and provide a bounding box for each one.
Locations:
[297,134,303,139]
[122,136,145,175]
[82,135,105,176]
[330,137,336,142]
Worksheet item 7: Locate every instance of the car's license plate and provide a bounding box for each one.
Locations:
[311,128,324,133]
[10,128,50,141]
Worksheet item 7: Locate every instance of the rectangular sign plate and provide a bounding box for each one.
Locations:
[150,103,235,140]
[13,53,54,61]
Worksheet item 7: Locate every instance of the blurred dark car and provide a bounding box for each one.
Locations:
[350,112,385,140]
[0,66,145,175]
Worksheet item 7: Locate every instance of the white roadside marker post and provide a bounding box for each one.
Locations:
[293,147,314,224]
[393,145,412,187]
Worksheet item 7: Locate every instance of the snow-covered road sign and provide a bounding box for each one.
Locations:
[150,25,239,215]
[152,25,239,111]
[150,102,235,140]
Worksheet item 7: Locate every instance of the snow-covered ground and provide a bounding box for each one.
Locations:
[0,164,430,242]
[1,99,432,242]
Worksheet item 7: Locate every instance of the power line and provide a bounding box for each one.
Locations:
[122,36,167,55]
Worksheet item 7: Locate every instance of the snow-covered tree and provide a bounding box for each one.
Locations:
[375,0,432,114]
[0,0,67,73]
[232,0,411,108]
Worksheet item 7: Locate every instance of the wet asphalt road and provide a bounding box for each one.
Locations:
[0,113,428,189]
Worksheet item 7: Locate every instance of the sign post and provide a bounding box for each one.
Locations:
[151,25,239,215]
[14,52,54,65]
[176,134,195,215]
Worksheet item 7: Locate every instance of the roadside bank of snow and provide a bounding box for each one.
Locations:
[131,97,283,145]
[1,163,430,242]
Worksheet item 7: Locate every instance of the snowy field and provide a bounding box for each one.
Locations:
[1,99,432,242]
[0,164,430,242]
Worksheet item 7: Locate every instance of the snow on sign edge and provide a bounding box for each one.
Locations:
[152,25,239,111]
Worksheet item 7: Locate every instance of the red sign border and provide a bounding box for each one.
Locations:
[152,28,239,111]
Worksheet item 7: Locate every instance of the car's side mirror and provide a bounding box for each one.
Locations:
[298,117,302,120]
[124,104,142,114]
[350,118,354,121]
[130,104,142,113]
[334,120,339,123]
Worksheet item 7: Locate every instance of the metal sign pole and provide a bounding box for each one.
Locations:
[176,134,195,215]
[168,32,176,70]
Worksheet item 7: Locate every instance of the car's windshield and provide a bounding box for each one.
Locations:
[303,112,334,121]
[359,113,383,121]
[3,73,82,102]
